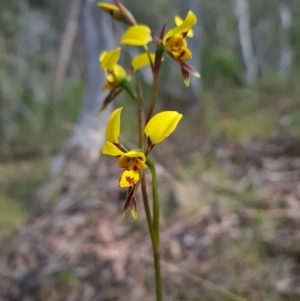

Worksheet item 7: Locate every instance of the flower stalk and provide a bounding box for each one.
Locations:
[146,156,162,301]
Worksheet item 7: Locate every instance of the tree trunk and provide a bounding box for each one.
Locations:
[233,0,257,84]
[48,0,82,104]
[279,1,292,81]
[51,0,116,179]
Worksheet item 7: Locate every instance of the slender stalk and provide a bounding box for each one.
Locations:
[136,50,163,300]
[138,81,162,300]
[145,45,164,125]
[141,175,156,247]
[146,156,162,301]
[136,78,155,242]
[136,80,145,150]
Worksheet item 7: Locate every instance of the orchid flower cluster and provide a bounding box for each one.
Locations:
[97,1,199,299]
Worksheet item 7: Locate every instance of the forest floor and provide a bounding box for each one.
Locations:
[1,84,300,301]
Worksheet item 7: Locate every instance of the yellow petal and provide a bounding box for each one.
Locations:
[119,169,140,187]
[99,51,107,63]
[100,47,121,70]
[98,2,136,25]
[119,150,145,161]
[171,46,192,61]
[121,25,152,46]
[145,111,183,144]
[131,53,155,72]
[164,11,197,43]
[105,107,122,143]
[118,153,147,169]
[106,72,114,82]
[102,141,124,156]
[125,149,146,160]
[97,3,124,23]
[113,64,127,81]
[174,16,194,38]
[97,3,120,16]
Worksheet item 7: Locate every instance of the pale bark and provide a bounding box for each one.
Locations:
[48,0,82,103]
[51,0,116,176]
[233,0,257,83]
[279,1,292,81]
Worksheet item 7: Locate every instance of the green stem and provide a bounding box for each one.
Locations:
[146,156,162,301]
[137,79,161,299]
[141,175,156,247]
[145,45,164,125]
[136,80,145,150]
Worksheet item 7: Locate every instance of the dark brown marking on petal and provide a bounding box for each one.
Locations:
[178,50,186,60]
[125,175,137,186]
[133,165,138,171]
[182,32,188,38]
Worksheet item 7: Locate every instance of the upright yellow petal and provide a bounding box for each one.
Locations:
[102,141,124,156]
[101,47,121,70]
[145,111,183,144]
[99,51,107,63]
[164,11,197,43]
[121,25,152,46]
[174,16,194,38]
[105,107,122,143]
[131,53,155,72]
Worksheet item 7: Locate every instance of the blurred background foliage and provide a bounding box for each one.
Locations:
[1,0,300,299]
[1,0,300,158]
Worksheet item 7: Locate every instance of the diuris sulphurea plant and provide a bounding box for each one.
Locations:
[97,1,200,300]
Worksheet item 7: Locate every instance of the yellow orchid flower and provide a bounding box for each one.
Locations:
[103,142,147,188]
[102,108,182,187]
[163,11,197,62]
[118,11,199,87]
[100,47,127,91]
[102,107,146,188]
[100,48,156,92]
[102,107,182,218]
[164,11,200,86]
